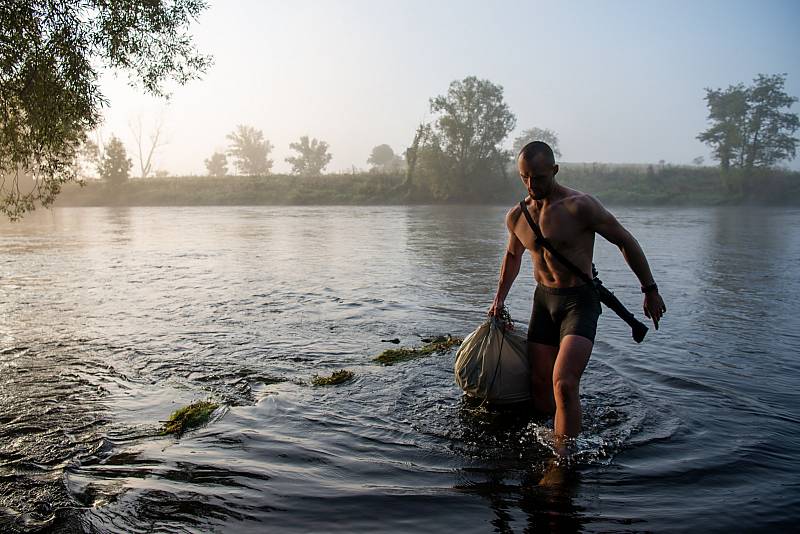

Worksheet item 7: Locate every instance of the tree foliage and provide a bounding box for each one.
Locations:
[368,144,395,167]
[367,144,404,172]
[430,76,516,177]
[204,152,228,177]
[410,76,516,200]
[226,125,273,176]
[0,0,212,219]
[512,127,563,159]
[97,135,132,184]
[285,136,332,176]
[698,73,798,174]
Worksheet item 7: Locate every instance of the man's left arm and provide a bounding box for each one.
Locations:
[583,195,667,329]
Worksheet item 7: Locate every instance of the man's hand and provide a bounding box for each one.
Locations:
[488,295,505,317]
[643,291,666,330]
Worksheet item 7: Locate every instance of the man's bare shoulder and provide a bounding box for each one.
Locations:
[505,203,524,231]
[561,188,604,218]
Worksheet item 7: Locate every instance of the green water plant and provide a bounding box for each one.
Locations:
[311,369,355,386]
[254,375,289,386]
[374,335,463,366]
[161,400,219,436]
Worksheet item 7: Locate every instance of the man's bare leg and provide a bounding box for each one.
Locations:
[528,342,558,416]
[552,335,593,452]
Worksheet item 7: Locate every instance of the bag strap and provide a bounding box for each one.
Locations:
[518,199,593,284]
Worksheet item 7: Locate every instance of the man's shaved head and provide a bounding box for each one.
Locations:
[518,141,556,166]
[517,140,559,200]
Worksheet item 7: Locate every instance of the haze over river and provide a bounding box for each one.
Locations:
[1,205,798,533]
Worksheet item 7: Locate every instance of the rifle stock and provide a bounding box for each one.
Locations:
[593,279,648,343]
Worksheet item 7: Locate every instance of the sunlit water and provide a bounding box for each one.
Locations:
[1,205,798,533]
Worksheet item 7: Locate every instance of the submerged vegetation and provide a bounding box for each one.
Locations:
[253,374,289,386]
[374,335,463,366]
[311,369,355,386]
[161,400,219,436]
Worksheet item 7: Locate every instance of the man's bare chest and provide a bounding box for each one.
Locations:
[526,207,588,253]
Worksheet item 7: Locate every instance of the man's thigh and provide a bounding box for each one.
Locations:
[553,335,594,385]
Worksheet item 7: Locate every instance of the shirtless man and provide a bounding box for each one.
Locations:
[488,141,666,448]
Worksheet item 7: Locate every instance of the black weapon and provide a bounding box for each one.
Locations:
[519,200,649,343]
[591,272,649,343]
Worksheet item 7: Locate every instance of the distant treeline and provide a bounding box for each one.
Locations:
[49,73,800,213]
[54,164,800,207]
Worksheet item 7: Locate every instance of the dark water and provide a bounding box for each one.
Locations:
[1,205,798,533]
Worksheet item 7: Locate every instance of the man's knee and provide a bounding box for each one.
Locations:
[553,374,579,406]
[551,335,592,404]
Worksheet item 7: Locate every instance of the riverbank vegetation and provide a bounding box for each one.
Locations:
[53,73,800,208]
[6,58,799,217]
[53,163,800,207]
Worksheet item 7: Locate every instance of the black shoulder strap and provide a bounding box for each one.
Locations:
[518,200,593,284]
[518,200,545,244]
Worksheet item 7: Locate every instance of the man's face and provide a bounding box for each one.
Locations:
[518,154,558,200]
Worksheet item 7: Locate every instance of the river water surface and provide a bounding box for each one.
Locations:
[1,205,798,533]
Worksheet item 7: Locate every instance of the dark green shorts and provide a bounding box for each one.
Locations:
[527,283,602,346]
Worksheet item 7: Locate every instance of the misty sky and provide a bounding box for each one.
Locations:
[97,0,800,175]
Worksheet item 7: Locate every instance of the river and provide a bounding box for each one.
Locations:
[1,205,798,532]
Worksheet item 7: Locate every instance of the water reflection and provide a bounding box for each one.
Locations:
[703,206,783,293]
[696,207,793,357]
[404,204,534,323]
[0,342,111,532]
[103,207,132,243]
[1,206,799,532]
[456,466,586,534]
[453,401,588,533]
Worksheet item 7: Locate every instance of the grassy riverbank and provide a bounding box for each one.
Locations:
[54,164,800,207]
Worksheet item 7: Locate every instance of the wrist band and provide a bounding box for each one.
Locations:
[641,283,658,294]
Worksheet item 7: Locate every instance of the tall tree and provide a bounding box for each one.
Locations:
[0,1,212,219]
[226,125,273,176]
[368,144,395,167]
[204,152,228,177]
[742,74,799,169]
[285,136,332,176]
[367,144,404,172]
[97,136,132,185]
[403,123,431,191]
[427,76,516,197]
[698,74,798,174]
[697,83,749,172]
[512,127,563,159]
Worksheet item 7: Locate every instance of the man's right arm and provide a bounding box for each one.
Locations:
[488,207,526,316]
